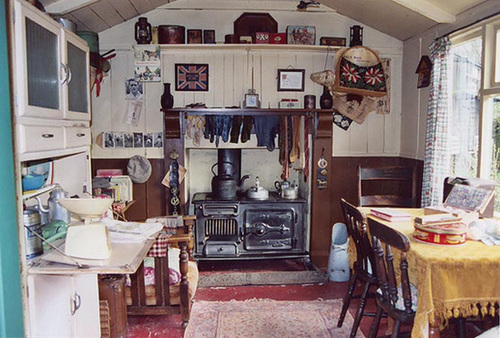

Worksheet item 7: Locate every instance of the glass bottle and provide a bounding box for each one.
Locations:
[161,83,174,109]
[320,86,333,109]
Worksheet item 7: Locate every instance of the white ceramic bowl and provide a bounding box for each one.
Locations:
[57,198,113,219]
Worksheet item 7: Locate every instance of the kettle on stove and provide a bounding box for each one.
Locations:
[211,162,249,200]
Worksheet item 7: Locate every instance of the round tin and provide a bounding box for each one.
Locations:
[158,25,185,44]
[304,95,316,109]
[24,209,43,258]
[225,34,240,44]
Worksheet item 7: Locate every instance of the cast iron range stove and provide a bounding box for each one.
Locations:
[193,149,308,260]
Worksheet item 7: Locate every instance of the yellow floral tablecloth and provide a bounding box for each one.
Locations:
[355,208,500,338]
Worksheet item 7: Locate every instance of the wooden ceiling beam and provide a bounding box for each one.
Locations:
[390,0,456,23]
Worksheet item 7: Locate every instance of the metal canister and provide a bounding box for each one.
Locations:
[24,209,43,259]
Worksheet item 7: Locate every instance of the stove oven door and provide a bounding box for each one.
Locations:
[243,208,295,251]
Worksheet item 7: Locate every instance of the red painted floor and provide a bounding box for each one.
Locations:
[126,259,495,337]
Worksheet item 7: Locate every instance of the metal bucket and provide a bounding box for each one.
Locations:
[24,209,43,259]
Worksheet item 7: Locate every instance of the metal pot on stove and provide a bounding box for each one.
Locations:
[211,162,249,200]
[275,180,299,199]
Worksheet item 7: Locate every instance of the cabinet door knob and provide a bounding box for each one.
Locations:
[41,133,54,138]
[66,65,72,84]
[70,292,81,316]
[76,133,86,137]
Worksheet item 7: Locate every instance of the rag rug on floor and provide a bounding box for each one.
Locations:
[184,298,364,338]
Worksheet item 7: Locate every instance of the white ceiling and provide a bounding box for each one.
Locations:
[37,0,491,40]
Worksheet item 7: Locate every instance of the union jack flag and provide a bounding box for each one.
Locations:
[175,64,209,91]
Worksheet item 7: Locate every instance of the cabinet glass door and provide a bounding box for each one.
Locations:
[66,40,89,115]
[25,18,60,110]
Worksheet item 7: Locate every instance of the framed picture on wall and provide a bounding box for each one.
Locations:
[175,63,209,91]
[277,69,305,91]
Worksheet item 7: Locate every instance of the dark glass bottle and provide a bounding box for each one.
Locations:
[320,86,333,109]
[161,83,174,109]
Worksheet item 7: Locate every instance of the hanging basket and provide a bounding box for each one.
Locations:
[333,46,387,97]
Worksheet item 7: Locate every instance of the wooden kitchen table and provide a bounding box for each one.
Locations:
[358,208,500,338]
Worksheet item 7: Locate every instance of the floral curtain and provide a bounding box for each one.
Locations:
[421,36,452,207]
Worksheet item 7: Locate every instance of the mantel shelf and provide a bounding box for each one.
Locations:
[159,43,342,53]
[162,108,333,116]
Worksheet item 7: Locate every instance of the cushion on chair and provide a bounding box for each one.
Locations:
[125,260,199,306]
[377,283,418,311]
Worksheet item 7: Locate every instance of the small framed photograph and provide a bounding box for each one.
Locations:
[277,69,305,91]
[124,133,133,148]
[286,26,316,45]
[187,29,202,44]
[203,30,215,44]
[133,132,143,148]
[104,132,114,148]
[320,36,346,47]
[144,133,153,148]
[244,93,260,108]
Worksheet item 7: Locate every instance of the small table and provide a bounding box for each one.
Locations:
[359,208,500,338]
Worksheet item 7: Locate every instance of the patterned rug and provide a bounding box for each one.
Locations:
[184,299,365,338]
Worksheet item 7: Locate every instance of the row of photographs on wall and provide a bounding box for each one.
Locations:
[104,132,163,148]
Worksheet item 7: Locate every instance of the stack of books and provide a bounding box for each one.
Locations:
[370,208,412,222]
[413,214,467,246]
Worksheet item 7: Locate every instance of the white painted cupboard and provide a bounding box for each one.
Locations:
[10,1,98,336]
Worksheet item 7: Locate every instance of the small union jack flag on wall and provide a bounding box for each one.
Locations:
[175,63,209,91]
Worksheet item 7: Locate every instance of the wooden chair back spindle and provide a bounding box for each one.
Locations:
[368,218,415,337]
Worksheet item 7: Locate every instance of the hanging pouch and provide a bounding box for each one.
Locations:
[333,46,387,97]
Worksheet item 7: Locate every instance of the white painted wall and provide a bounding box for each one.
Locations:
[92,0,403,200]
[400,1,499,161]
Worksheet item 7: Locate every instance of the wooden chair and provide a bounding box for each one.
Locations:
[126,215,198,327]
[367,218,416,338]
[358,165,417,208]
[338,198,379,338]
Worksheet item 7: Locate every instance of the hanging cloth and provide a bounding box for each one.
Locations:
[333,46,387,97]
[289,116,301,163]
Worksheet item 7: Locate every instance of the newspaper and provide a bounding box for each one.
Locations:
[101,218,163,243]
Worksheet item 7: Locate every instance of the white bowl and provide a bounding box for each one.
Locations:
[57,198,113,219]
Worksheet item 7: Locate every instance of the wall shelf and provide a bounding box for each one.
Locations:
[162,108,332,116]
[159,44,342,53]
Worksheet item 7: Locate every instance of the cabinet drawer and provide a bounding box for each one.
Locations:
[18,124,64,153]
[65,127,90,148]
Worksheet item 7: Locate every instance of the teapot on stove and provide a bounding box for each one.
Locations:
[211,162,249,200]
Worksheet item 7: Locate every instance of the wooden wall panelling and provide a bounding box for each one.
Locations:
[107,0,139,21]
[259,53,278,107]
[212,51,225,106]
[128,0,155,14]
[310,112,334,267]
[91,159,166,221]
[222,54,234,107]
[71,6,110,32]
[366,113,385,154]
[89,1,124,28]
